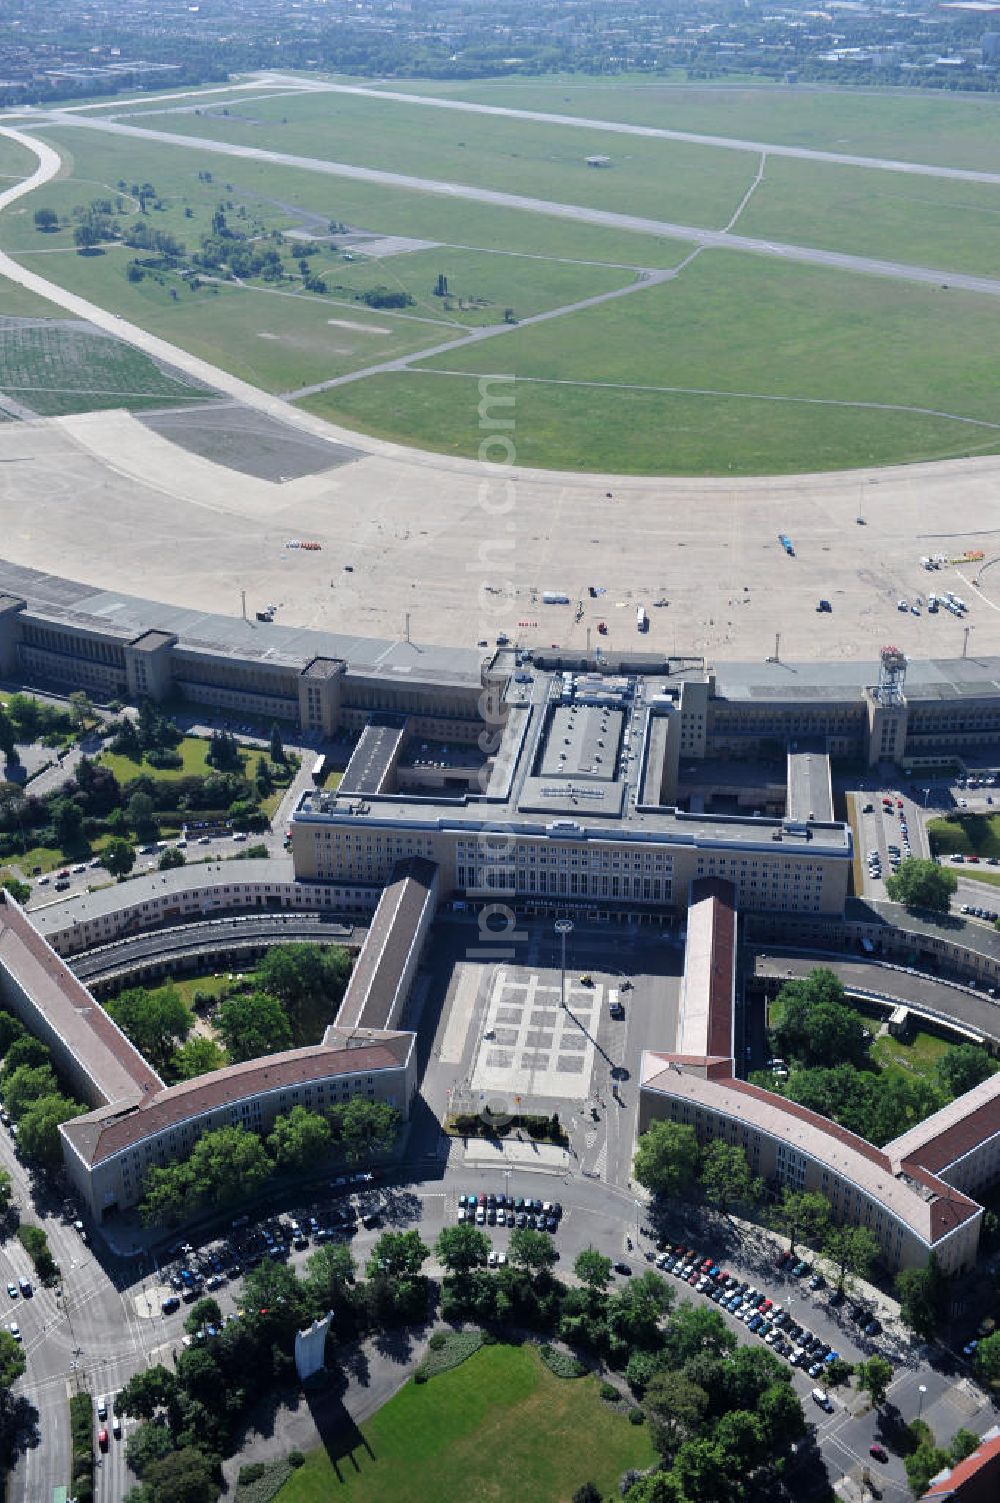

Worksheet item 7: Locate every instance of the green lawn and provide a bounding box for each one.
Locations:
[390,72,1000,171]
[928,814,1000,859]
[303,246,636,328]
[132,88,759,233]
[98,735,220,784]
[870,1027,951,1090]
[303,248,1000,475]
[277,1343,655,1503]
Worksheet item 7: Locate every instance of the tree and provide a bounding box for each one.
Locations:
[773,1187,831,1256]
[331,1096,400,1164]
[607,1272,674,1350]
[141,1444,217,1503]
[183,1296,222,1335]
[269,722,286,764]
[33,208,58,232]
[2,1063,58,1120]
[713,1408,766,1472]
[644,1369,708,1457]
[508,1226,558,1279]
[112,716,142,761]
[304,1242,356,1313]
[699,1141,760,1218]
[975,1330,1000,1383]
[1,877,29,905]
[367,1229,428,1282]
[949,1428,981,1464]
[574,1246,613,1293]
[240,1257,308,1332]
[216,991,293,1064]
[905,1440,950,1498]
[159,846,186,871]
[52,797,85,852]
[855,1354,893,1409]
[0,707,17,766]
[106,986,192,1075]
[128,791,157,840]
[0,1168,13,1218]
[255,755,274,797]
[896,1256,945,1341]
[757,1380,806,1450]
[169,1037,226,1080]
[127,1419,175,1477]
[16,1094,86,1169]
[885,857,957,913]
[436,1223,491,1276]
[937,1042,997,1099]
[661,1301,735,1368]
[0,1330,25,1391]
[254,944,351,1045]
[267,1105,331,1171]
[117,1364,178,1421]
[669,1437,731,1503]
[67,690,94,731]
[633,1120,700,1199]
[823,1224,879,1293]
[140,1125,271,1226]
[1,1035,50,1077]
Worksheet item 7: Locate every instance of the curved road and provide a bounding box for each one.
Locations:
[39,111,1000,301]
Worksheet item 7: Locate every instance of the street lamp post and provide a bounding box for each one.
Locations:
[555,919,573,1010]
[917,1384,928,1422]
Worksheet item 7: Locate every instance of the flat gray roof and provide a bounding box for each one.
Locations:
[336,858,437,1032]
[30,858,297,936]
[787,748,834,824]
[538,704,623,783]
[340,722,405,797]
[0,558,486,686]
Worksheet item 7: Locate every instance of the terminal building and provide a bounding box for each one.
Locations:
[639,880,1000,1275]
[4,560,1000,772]
[291,666,854,920]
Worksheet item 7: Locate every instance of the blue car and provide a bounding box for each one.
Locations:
[824,1351,840,1364]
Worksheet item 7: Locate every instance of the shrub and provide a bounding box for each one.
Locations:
[429,1331,447,1350]
[69,1390,93,1498]
[600,1382,621,1402]
[18,1222,60,1284]
[480,1328,498,1345]
[288,1450,305,1468]
[628,1407,645,1425]
[539,1343,586,1379]
[413,1371,428,1384]
[419,1329,483,1378]
[234,1458,293,1503]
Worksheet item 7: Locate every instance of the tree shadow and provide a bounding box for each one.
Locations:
[0,1393,40,1470]
[379,1188,423,1227]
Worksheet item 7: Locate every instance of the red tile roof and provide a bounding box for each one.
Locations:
[922,1429,1000,1499]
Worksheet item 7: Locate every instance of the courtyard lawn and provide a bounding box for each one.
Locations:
[276,1342,655,1503]
[870,1028,951,1091]
[928,813,1000,859]
[98,735,219,784]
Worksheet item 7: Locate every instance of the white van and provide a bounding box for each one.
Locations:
[811,1388,833,1412]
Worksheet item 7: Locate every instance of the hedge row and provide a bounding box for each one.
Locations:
[69,1390,93,1502]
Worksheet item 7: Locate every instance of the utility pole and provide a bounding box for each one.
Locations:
[555,919,573,1009]
[963,624,972,658]
[774,632,780,663]
[240,589,247,621]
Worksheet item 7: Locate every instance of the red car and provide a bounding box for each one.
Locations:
[98,1428,109,1453]
[896,799,904,808]
[869,1444,888,1463]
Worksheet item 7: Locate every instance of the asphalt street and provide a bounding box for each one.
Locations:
[36,112,1000,304]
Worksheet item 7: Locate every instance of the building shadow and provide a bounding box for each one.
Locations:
[302,1380,377,1484]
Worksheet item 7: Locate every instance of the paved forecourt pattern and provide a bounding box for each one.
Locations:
[470,967,598,1100]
